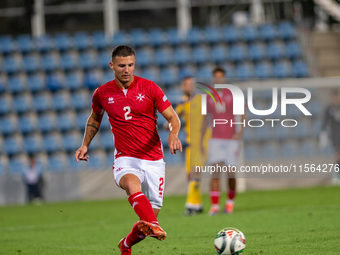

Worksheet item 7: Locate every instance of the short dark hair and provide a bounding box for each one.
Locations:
[213,66,226,75]
[111,45,135,61]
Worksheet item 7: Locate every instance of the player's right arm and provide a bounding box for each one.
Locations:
[75,110,104,162]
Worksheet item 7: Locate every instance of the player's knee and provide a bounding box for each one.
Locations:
[119,174,141,195]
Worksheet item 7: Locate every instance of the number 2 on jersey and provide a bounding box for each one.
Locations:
[123,106,132,120]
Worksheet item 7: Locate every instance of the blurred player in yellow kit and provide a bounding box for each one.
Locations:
[175,75,211,215]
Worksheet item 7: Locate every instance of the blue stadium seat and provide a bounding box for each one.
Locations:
[7,76,26,94]
[113,31,129,45]
[179,65,197,80]
[54,33,72,51]
[278,21,296,40]
[224,64,237,80]
[22,55,40,73]
[149,28,168,47]
[174,47,192,65]
[205,26,223,44]
[4,136,22,156]
[157,114,167,128]
[73,31,91,50]
[3,56,20,73]
[27,74,45,93]
[241,26,259,42]
[18,113,37,134]
[41,54,59,72]
[92,31,108,49]
[0,35,14,54]
[76,111,89,130]
[285,41,302,59]
[0,159,6,175]
[60,53,77,71]
[223,26,241,43]
[155,48,174,66]
[52,91,71,111]
[32,93,52,113]
[103,70,114,83]
[293,121,310,139]
[0,95,12,115]
[67,153,88,171]
[23,134,43,154]
[292,60,308,78]
[135,49,154,67]
[255,62,273,79]
[187,27,205,45]
[140,69,160,84]
[267,41,286,60]
[229,44,249,62]
[100,130,115,150]
[79,52,97,69]
[244,144,260,160]
[64,72,83,91]
[160,68,179,87]
[261,143,280,159]
[98,51,110,69]
[166,88,183,105]
[13,93,32,114]
[8,157,25,175]
[37,112,56,133]
[71,90,91,111]
[167,27,186,45]
[163,148,184,165]
[197,65,213,79]
[0,114,18,135]
[260,24,278,41]
[36,35,53,52]
[84,71,101,90]
[48,153,67,172]
[43,132,62,153]
[46,73,63,91]
[281,142,299,158]
[129,29,149,47]
[87,150,107,169]
[236,63,254,79]
[159,130,169,146]
[211,44,229,63]
[273,124,292,140]
[306,101,322,116]
[300,140,318,157]
[100,112,111,130]
[62,131,81,152]
[249,42,267,61]
[17,34,34,53]
[192,46,211,64]
[273,61,292,78]
[255,125,274,141]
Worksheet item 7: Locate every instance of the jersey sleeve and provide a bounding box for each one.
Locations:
[151,82,171,113]
[92,87,104,115]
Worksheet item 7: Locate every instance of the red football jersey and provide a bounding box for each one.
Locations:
[207,88,236,139]
[92,76,171,160]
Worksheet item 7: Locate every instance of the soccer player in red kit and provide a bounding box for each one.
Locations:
[75,45,182,255]
[201,67,245,215]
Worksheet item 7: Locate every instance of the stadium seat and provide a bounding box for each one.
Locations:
[163,148,184,165]
[281,141,299,158]
[236,63,254,79]
[41,54,59,72]
[149,28,168,47]
[54,33,73,51]
[174,47,192,65]
[244,143,260,160]
[13,93,32,114]
[18,113,37,134]
[187,27,205,45]
[0,157,6,175]
[56,111,76,132]
[37,112,57,133]
[229,44,249,62]
[140,69,160,84]
[197,65,213,79]
[255,61,274,79]
[64,72,83,91]
[273,124,292,140]
[135,49,154,67]
[166,88,183,105]
[167,27,186,45]
[7,75,26,94]
[179,65,197,79]
[129,29,149,47]
[52,91,71,111]
[8,156,25,175]
[60,53,77,71]
[0,35,14,54]
[100,112,111,130]
[300,140,318,157]
[260,24,278,41]
[160,68,179,87]
[36,35,53,52]
[157,114,167,128]
[205,26,223,44]
[285,41,302,59]
[241,26,259,42]
[23,134,43,154]
[223,26,241,43]
[224,64,237,80]
[76,110,90,130]
[100,130,115,150]
[22,55,40,73]
[73,31,91,50]
[42,132,62,153]
[306,101,322,116]
[71,90,91,111]
[79,52,98,70]
[92,31,108,49]
[27,74,45,93]
[98,51,111,69]
[0,95,12,115]
[46,72,63,91]
[211,44,229,63]
[32,92,52,113]
[261,143,280,159]
[0,78,4,93]
[255,124,274,141]
[155,48,174,66]
[293,120,311,139]
[48,153,67,172]
[84,71,101,90]
[278,21,296,40]
[103,70,114,83]
[267,41,286,60]
[67,152,89,171]
[17,34,35,53]
[113,31,130,46]
[249,42,267,61]
[159,130,169,146]
[292,60,309,78]
[62,131,82,152]
[192,46,211,64]
[87,150,107,169]
[273,60,292,78]
[3,56,20,73]
[311,120,322,136]
[88,133,102,151]
[3,135,22,156]
[0,114,18,136]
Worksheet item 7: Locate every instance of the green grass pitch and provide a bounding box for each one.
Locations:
[1,186,340,254]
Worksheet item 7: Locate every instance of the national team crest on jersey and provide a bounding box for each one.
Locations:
[136,93,146,102]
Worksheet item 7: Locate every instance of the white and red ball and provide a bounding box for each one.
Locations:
[214,227,246,255]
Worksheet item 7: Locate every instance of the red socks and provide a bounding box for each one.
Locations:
[128,191,158,224]
[228,189,236,200]
[125,222,145,247]
[210,191,220,205]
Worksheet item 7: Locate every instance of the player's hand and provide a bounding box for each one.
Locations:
[75,145,89,162]
[232,132,243,140]
[168,132,182,155]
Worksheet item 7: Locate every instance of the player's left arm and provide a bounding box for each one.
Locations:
[161,106,183,155]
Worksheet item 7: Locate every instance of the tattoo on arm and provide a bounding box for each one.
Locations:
[87,124,99,130]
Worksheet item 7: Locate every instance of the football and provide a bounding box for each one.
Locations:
[214,227,246,255]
